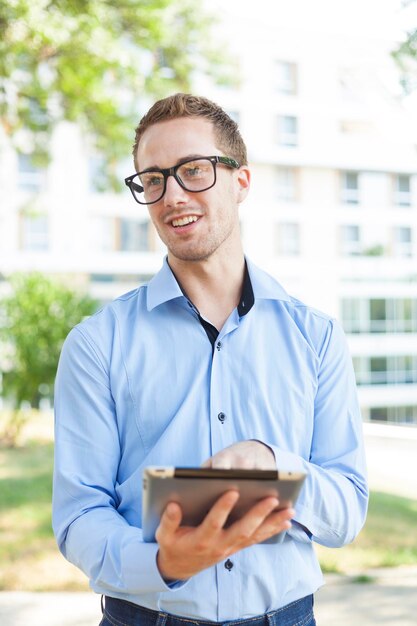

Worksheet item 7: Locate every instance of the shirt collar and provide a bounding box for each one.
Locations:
[245,258,291,303]
[146,256,290,312]
[146,257,183,311]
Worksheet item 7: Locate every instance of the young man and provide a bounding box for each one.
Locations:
[53,94,368,626]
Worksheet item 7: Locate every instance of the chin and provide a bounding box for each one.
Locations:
[171,250,213,263]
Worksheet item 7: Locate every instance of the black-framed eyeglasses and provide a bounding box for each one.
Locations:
[124,155,240,205]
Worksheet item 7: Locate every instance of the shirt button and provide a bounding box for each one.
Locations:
[224,559,234,571]
[216,341,222,351]
[218,412,226,423]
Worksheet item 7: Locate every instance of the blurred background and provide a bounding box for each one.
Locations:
[0,0,416,615]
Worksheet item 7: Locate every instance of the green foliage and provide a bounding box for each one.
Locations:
[0,439,65,590]
[363,244,385,257]
[0,273,97,411]
[392,1,417,94]
[317,491,417,573]
[0,0,233,182]
[350,574,376,584]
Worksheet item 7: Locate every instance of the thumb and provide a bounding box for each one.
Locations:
[157,502,182,536]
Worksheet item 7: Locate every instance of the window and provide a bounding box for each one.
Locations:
[398,355,417,384]
[353,356,417,385]
[369,407,388,422]
[392,226,412,257]
[340,224,361,256]
[396,298,416,332]
[275,61,297,95]
[20,214,49,251]
[369,299,386,332]
[341,171,359,204]
[118,219,150,252]
[17,154,44,192]
[275,167,297,202]
[369,357,388,384]
[370,405,417,425]
[352,356,365,383]
[341,298,417,334]
[394,174,411,207]
[341,298,363,333]
[277,115,298,147]
[275,222,300,255]
[369,298,410,333]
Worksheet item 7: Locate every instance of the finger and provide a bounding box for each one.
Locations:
[199,490,240,535]
[155,502,182,542]
[226,496,281,542]
[262,507,295,527]
[249,508,295,544]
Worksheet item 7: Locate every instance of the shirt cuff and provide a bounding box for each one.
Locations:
[154,548,190,591]
[266,444,306,474]
[264,443,313,539]
[287,520,313,543]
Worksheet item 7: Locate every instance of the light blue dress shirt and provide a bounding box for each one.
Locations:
[53,258,368,622]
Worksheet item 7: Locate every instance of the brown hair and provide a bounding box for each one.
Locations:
[132,93,247,170]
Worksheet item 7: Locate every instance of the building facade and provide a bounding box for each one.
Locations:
[204,3,417,425]
[1,2,417,424]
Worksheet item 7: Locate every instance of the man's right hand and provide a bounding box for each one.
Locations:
[155,490,294,581]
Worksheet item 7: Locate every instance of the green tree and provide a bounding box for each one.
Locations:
[0,273,97,445]
[392,0,417,94]
[0,0,231,184]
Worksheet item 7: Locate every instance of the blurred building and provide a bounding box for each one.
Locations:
[1,0,417,425]
[203,2,417,426]
[0,122,166,303]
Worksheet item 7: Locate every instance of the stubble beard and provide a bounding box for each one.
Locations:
[164,222,237,264]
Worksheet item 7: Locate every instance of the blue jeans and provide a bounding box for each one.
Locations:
[99,595,316,626]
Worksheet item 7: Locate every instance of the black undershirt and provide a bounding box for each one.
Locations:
[182,263,255,352]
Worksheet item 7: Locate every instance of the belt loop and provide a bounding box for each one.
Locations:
[156,611,168,626]
[101,595,105,614]
[265,612,274,626]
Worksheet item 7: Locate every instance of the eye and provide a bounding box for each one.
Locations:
[141,173,164,190]
[184,166,202,178]
[180,161,210,180]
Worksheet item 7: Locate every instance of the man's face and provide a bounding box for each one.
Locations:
[135,117,249,264]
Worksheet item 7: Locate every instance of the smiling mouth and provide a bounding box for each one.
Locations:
[171,216,199,228]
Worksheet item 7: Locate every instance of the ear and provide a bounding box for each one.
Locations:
[236,166,251,204]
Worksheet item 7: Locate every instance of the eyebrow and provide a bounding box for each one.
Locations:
[139,154,208,173]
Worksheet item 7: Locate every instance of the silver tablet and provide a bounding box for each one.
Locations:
[142,466,306,543]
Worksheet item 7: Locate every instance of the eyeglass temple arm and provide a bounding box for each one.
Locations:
[125,177,144,193]
[217,156,240,169]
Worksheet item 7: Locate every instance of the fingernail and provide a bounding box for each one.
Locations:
[166,503,177,517]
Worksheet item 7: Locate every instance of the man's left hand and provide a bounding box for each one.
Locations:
[202,440,276,469]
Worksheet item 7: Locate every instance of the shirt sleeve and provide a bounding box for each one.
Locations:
[52,326,188,594]
[268,318,368,548]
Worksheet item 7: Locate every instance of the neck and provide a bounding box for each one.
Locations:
[168,250,246,331]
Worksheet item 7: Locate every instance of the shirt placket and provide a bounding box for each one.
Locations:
[209,321,242,620]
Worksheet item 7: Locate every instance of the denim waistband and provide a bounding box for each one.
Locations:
[103,594,314,626]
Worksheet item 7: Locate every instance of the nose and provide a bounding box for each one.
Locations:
[163,174,188,207]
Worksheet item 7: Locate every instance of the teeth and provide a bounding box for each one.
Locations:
[172,216,198,227]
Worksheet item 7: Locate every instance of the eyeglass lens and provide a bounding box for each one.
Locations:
[136,158,216,204]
